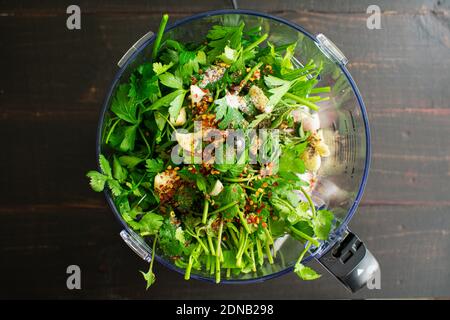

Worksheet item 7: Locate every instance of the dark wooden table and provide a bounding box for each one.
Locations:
[1,0,450,299]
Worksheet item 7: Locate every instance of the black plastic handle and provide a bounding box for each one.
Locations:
[318,230,379,292]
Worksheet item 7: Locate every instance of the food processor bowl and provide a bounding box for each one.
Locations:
[97,9,378,292]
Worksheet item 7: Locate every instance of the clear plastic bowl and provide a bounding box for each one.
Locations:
[97,10,375,291]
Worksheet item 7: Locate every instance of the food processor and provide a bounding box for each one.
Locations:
[96,9,379,292]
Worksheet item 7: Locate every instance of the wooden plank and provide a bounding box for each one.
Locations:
[1,0,450,299]
[1,108,449,206]
[0,205,449,298]
[1,0,448,14]
[1,11,449,117]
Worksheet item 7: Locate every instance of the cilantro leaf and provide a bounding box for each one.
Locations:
[276,147,306,179]
[99,154,112,178]
[294,263,322,280]
[86,171,107,192]
[111,84,139,124]
[107,179,122,197]
[312,209,334,240]
[159,219,187,256]
[140,269,155,289]
[138,212,164,235]
[146,158,164,174]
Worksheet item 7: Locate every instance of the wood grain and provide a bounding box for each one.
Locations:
[1,0,450,299]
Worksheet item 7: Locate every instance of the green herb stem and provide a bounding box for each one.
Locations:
[228,226,239,248]
[152,14,169,60]
[237,209,251,234]
[244,33,268,53]
[289,225,320,247]
[295,242,312,266]
[215,220,224,283]
[222,176,255,183]
[256,237,264,266]
[202,198,209,224]
[209,201,238,216]
[299,186,316,216]
[138,128,151,159]
[207,233,216,256]
[284,92,319,111]
[105,118,121,144]
[249,243,257,272]
[238,61,263,93]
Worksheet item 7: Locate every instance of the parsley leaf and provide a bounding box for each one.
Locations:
[111,84,139,124]
[281,43,296,75]
[168,90,186,119]
[113,155,127,183]
[207,23,244,61]
[130,63,161,103]
[159,72,183,89]
[264,75,292,109]
[214,95,245,129]
[145,89,186,112]
[219,46,239,64]
[119,155,144,168]
[153,61,174,75]
[119,124,138,152]
[140,269,155,289]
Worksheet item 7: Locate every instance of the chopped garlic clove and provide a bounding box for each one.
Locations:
[225,91,247,110]
[292,110,321,132]
[175,131,202,153]
[316,140,330,157]
[154,172,171,194]
[303,113,321,132]
[190,85,206,104]
[249,85,271,113]
[209,180,224,196]
[301,149,322,172]
[170,107,187,127]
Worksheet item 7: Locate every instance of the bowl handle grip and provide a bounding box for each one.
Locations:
[117,31,155,68]
[317,230,380,292]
